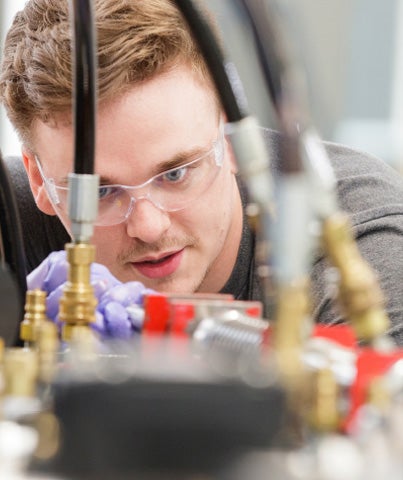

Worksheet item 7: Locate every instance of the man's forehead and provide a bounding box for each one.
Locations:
[32,115,73,149]
[32,66,221,176]
[32,116,222,184]
[28,122,76,190]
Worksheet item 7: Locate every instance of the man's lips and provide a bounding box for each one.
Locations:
[130,249,185,279]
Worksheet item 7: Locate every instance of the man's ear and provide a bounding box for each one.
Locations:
[21,148,57,215]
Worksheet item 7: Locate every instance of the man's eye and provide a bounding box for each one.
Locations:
[98,186,118,199]
[162,166,187,183]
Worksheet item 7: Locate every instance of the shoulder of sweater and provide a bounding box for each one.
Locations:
[257,126,402,184]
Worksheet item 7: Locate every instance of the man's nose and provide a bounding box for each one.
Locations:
[125,197,171,243]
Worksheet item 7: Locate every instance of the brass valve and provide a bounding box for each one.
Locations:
[307,367,341,432]
[20,289,48,345]
[18,289,60,385]
[273,278,311,390]
[37,321,59,384]
[59,243,98,342]
[0,338,4,364]
[367,376,390,412]
[3,348,38,397]
[322,213,390,343]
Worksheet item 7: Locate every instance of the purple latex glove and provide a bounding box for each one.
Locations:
[93,281,154,339]
[27,250,152,339]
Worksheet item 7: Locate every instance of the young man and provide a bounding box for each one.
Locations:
[1,0,403,345]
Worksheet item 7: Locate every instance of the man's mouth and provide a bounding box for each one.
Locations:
[131,249,185,279]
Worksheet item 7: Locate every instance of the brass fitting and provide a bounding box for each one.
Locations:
[20,289,48,344]
[59,242,97,342]
[3,348,38,397]
[0,338,4,364]
[307,367,340,432]
[322,213,389,343]
[367,376,390,412]
[34,411,61,461]
[273,278,311,389]
[0,338,4,396]
[37,321,59,384]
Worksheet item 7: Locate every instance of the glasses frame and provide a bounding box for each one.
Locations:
[35,124,226,226]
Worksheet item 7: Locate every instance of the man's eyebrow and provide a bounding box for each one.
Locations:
[154,145,209,174]
[97,145,210,185]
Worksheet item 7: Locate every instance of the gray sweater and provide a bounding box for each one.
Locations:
[5,130,403,345]
[222,130,403,344]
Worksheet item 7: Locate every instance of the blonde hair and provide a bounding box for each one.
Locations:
[0,0,214,145]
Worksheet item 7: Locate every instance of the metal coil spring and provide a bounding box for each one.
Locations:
[192,311,268,356]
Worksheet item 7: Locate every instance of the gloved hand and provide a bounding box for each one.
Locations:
[27,250,152,339]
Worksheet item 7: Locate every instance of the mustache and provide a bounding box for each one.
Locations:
[117,236,197,263]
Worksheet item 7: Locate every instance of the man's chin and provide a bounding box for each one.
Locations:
[149,274,207,296]
[144,277,199,295]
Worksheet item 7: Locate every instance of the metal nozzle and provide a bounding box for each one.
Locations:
[68,174,99,243]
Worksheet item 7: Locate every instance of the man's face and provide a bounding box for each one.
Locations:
[27,65,243,294]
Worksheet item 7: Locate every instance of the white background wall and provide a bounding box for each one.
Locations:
[1,0,403,172]
[208,0,403,172]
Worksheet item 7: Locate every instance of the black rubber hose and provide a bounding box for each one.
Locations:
[71,0,97,175]
[173,0,248,123]
[0,151,27,345]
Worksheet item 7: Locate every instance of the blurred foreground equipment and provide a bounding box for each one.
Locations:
[0,0,403,479]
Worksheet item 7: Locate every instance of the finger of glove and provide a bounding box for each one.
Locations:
[102,302,133,339]
[29,250,119,296]
[98,281,149,310]
[27,263,49,291]
[26,250,66,291]
[126,305,145,332]
[46,284,65,322]
[91,263,122,299]
[43,251,69,293]
[91,311,108,338]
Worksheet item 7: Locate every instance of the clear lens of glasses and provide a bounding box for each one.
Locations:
[38,131,224,226]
